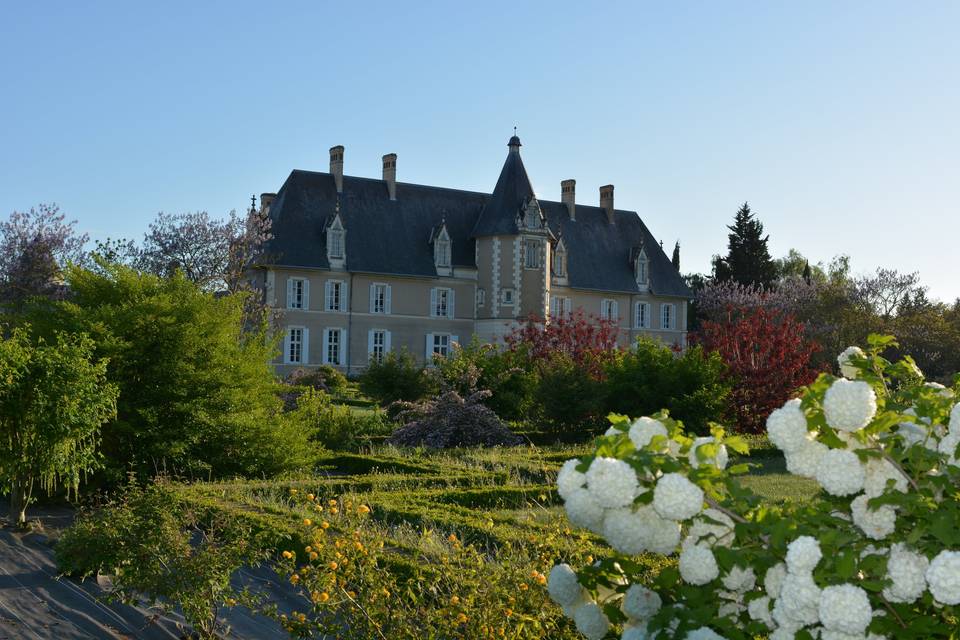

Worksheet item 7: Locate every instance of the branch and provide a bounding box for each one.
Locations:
[704,496,748,524]
[881,452,921,493]
[879,592,908,629]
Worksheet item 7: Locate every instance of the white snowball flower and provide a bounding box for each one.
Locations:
[896,421,938,451]
[820,631,867,640]
[769,628,800,640]
[850,494,896,540]
[815,448,866,496]
[679,542,719,585]
[823,379,877,432]
[685,628,725,640]
[882,543,928,604]
[925,381,951,397]
[837,346,865,379]
[688,437,729,470]
[818,584,872,635]
[639,506,683,555]
[629,417,669,450]
[951,402,960,434]
[766,399,810,454]
[686,508,735,548]
[717,599,744,618]
[573,601,610,640]
[785,439,829,478]
[547,563,583,607]
[621,624,649,640]
[564,487,606,534]
[786,536,823,573]
[862,457,908,498]
[603,507,649,555]
[560,590,590,618]
[775,572,821,626]
[722,565,756,592]
[939,431,960,466]
[605,424,628,437]
[557,459,587,500]
[764,563,788,598]
[621,584,661,620]
[586,457,641,508]
[653,473,704,521]
[926,550,960,605]
[747,595,774,628]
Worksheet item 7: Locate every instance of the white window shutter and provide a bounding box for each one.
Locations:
[283,330,291,364]
[302,280,310,310]
[321,330,329,365]
[563,297,572,316]
[430,288,437,317]
[341,282,348,310]
[385,285,392,314]
[425,333,433,362]
[286,278,294,309]
[367,330,374,358]
[369,284,376,313]
[612,300,619,322]
[340,329,347,365]
[324,281,331,310]
[302,328,310,365]
[448,289,455,318]
[384,330,392,353]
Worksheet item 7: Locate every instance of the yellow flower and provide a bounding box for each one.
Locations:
[504,608,513,617]
[353,541,364,551]
[347,590,356,598]
[329,507,339,515]
[457,613,468,624]
[309,551,319,561]
[450,595,460,606]
[319,591,330,603]
[329,499,338,507]
[290,574,300,585]
[321,521,330,529]
[307,493,315,501]
[381,587,390,597]
[358,505,370,514]
[225,598,237,607]
[328,561,339,571]
[303,518,313,526]
[447,533,458,543]
[289,488,298,495]
[297,612,306,623]
[305,545,312,553]
[282,550,294,560]
[519,583,528,591]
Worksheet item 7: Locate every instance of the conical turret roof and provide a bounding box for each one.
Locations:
[471,135,536,237]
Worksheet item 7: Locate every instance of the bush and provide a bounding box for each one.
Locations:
[603,338,732,435]
[285,365,348,395]
[359,349,436,407]
[287,389,391,451]
[389,388,522,448]
[535,352,606,432]
[56,481,268,639]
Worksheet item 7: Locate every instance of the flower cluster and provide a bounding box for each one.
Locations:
[548,338,960,640]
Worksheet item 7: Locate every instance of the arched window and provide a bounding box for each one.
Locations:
[635,249,649,286]
[552,244,567,277]
[435,237,450,267]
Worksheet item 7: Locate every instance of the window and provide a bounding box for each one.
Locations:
[325,280,345,312]
[635,301,651,329]
[370,283,391,314]
[635,250,649,286]
[550,295,571,319]
[477,288,486,307]
[425,333,458,364]
[524,239,541,269]
[552,248,567,277]
[286,327,304,364]
[431,287,454,318]
[324,328,344,365]
[435,238,451,268]
[661,303,676,330]
[501,288,514,305]
[329,229,344,259]
[368,329,390,363]
[601,299,619,322]
[287,277,307,309]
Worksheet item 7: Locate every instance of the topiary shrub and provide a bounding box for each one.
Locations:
[359,349,436,407]
[389,388,522,449]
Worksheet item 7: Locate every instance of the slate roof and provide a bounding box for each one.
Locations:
[262,140,692,298]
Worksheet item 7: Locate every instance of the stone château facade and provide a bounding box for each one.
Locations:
[253,136,692,375]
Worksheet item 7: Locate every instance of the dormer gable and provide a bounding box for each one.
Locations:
[429,219,453,276]
[630,244,650,290]
[325,205,346,269]
[552,236,568,281]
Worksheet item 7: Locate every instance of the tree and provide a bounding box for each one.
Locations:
[505,310,620,376]
[28,261,313,483]
[855,267,923,319]
[0,204,88,310]
[0,328,117,525]
[671,241,681,271]
[713,202,777,289]
[695,306,820,433]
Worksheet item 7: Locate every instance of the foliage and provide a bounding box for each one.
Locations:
[603,338,731,436]
[535,352,607,432]
[359,349,436,407]
[390,385,523,449]
[671,241,681,271]
[695,306,820,433]
[287,389,391,451]
[505,310,620,375]
[0,204,88,309]
[27,262,315,483]
[56,481,268,639]
[550,337,960,639]
[0,327,117,525]
[286,365,349,395]
[711,202,777,289]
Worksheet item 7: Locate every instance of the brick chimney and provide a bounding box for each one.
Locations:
[561,179,576,220]
[329,145,344,193]
[260,193,276,215]
[382,153,397,200]
[600,184,615,224]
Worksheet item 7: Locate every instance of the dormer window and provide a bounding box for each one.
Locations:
[634,248,649,287]
[329,229,344,258]
[326,213,346,264]
[552,239,568,277]
[431,223,452,274]
[522,198,541,229]
[435,237,450,267]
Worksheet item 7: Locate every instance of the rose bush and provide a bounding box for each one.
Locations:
[549,335,959,639]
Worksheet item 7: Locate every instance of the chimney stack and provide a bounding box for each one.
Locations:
[600,184,615,224]
[329,145,344,193]
[561,179,576,220]
[382,153,397,200]
[260,193,276,216]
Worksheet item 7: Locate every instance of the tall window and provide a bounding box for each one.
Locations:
[601,299,619,322]
[661,304,676,330]
[501,288,514,305]
[287,327,303,364]
[325,280,344,312]
[288,278,306,309]
[476,288,486,307]
[324,328,343,365]
[435,238,451,268]
[369,330,387,363]
[329,229,344,259]
[524,239,541,269]
[552,248,567,277]
[370,283,390,314]
[635,301,651,329]
[635,251,649,286]
[433,334,450,357]
[431,287,453,318]
[550,295,571,319]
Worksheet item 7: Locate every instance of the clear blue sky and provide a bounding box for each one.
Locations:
[2,2,957,300]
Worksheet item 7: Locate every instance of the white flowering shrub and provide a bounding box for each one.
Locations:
[549,335,959,639]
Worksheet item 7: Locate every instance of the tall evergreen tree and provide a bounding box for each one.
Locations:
[672,241,681,271]
[714,202,777,289]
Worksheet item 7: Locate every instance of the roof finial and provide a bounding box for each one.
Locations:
[514,125,517,136]
[250,194,256,211]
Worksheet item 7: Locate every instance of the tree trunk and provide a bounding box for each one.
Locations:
[9,476,32,528]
